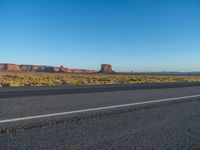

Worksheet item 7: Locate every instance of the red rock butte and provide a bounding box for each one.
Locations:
[99,64,115,74]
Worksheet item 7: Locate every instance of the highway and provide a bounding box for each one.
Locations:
[0,83,200,149]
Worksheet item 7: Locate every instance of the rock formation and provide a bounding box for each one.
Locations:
[5,64,21,72]
[0,64,5,71]
[0,63,117,74]
[99,64,115,74]
[0,63,96,73]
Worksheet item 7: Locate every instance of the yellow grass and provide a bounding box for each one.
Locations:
[0,72,200,87]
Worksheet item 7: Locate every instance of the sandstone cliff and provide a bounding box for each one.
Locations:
[99,64,115,74]
[0,63,97,73]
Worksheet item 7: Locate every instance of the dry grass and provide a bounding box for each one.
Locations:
[1,72,200,87]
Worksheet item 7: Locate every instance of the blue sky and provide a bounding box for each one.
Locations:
[1,0,200,72]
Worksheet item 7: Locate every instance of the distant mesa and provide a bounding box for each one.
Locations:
[0,63,115,74]
[98,64,115,74]
[0,63,96,73]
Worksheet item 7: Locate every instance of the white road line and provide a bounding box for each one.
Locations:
[0,95,200,124]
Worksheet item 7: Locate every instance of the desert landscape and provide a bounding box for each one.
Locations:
[1,63,200,87]
[1,1,200,149]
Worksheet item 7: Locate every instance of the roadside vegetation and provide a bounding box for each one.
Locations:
[1,72,200,87]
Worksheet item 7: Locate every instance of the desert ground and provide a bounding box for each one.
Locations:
[1,72,200,87]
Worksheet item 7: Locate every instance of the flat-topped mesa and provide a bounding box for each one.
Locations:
[0,63,96,73]
[99,64,115,74]
[5,64,21,72]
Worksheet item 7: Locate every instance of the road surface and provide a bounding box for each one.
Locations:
[0,83,200,149]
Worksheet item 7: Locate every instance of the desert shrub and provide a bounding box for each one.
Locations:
[0,72,200,87]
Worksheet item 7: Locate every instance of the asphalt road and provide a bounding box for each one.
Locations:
[1,82,200,98]
[0,83,200,149]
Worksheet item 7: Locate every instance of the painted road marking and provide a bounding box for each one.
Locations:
[0,95,200,124]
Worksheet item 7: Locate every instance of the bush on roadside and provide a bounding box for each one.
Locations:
[0,72,200,87]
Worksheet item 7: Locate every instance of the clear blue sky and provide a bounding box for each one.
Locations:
[1,0,200,72]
